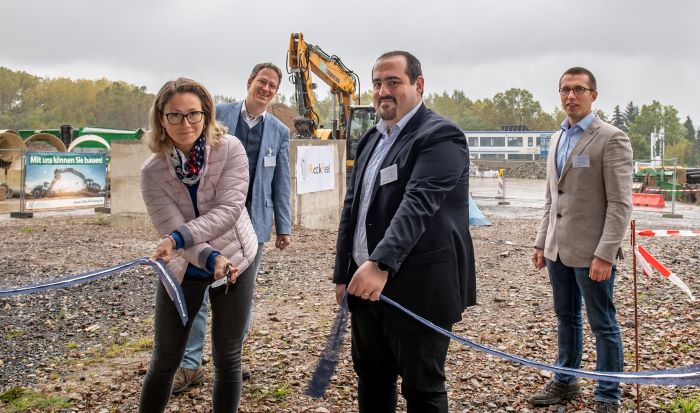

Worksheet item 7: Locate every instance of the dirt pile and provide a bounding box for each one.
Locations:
[506,161,547,179]
[269,103,297,133]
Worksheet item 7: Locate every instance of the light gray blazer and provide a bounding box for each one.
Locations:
[534,116,633,267]
[216,102,292,242]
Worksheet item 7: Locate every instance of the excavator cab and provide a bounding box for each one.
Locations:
[346,105,377,168]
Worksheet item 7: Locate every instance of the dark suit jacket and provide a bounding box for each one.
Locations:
[333,104,476,327]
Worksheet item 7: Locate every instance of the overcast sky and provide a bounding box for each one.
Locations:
[3,0,698,127]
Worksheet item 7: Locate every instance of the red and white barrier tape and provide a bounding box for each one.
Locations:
[642,188,700,193]
[635,245,695,301]
[637,229,700,237]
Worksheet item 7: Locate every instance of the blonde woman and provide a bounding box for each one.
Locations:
[139,78,257,412]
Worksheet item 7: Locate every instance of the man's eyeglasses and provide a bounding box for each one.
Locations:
[559,86,594,96]
[163,111,205,125]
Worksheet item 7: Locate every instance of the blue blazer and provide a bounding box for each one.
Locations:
[216,102,292,242]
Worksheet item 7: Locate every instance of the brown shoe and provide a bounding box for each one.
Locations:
[242,364,251,381]
[529,380,581,406]
[172,367,204,394]
[595,401,620,413]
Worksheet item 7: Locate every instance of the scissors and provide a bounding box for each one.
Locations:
[211,263,235,294]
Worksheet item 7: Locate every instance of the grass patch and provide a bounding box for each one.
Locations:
[664,394,700,413]
[91,215,111,226]
[272,384,293,401]
[20,227,33,234]
[6,329,25,339]
[126,336,153,351]
[105,336,153,358]
[0,387,72,412]
[244,383,294,403]
[248,386,265,401]
[245,384,294,403]
[55,308,67,321]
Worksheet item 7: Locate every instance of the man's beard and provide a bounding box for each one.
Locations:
[377,97,397,120]
[379,107,397,121]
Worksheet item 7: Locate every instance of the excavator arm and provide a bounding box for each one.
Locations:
[287,32,361,139]
[44,167,100,197]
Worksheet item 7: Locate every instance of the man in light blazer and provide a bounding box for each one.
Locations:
[531,67,632,413]
[173,63,292,392]
[334,51,476,412]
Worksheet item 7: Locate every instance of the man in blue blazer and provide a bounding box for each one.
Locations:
[173,63,292,392]
[334,51,476,412]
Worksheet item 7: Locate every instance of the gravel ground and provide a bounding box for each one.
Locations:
[0,202,698,412]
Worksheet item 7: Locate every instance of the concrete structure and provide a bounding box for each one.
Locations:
[0,131,26,197]
[289,139,345,230]
[111,139,346,232]
[110,141,152,228]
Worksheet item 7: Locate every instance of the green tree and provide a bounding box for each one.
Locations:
[665,138,691,164]
[595,109,609,123]
[683,116,695,140]
[684,116,698,165]
[94,81,153,129]
[424,90,486,130]
[611,105,626,131]
[624,101,639,125]
[0,67,39,116]
[313,93,334,129]
[627,101,689,163]
[20,77,109,128]
[491,88,544,127]
[0,67,154,130]
[358,90,372,105]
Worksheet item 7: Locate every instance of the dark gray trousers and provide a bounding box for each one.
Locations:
[139,262,255,413]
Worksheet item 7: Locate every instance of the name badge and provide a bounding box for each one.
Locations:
[572,155,590,168]
[379,164,398,185]
[263,147,276,167]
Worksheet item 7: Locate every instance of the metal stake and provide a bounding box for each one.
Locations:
[631,219,640,413]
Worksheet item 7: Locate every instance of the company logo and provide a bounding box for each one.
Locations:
[301,158,331,181]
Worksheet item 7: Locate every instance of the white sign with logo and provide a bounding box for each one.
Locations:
[296,146,335,194]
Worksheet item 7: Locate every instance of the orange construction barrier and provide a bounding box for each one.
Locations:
[632,193,665,208]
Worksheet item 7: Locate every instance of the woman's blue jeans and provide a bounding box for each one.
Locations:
[546,257,624,404]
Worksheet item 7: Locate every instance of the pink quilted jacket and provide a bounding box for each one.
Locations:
[141,135,258,283]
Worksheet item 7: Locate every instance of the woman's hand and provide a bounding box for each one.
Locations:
[150,235,175,262]
[213,255,238,284]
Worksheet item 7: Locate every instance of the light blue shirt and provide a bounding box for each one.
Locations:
[352,102,422,266]
[556,111,595,177]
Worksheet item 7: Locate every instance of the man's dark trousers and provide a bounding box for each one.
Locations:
[351,299,452,413]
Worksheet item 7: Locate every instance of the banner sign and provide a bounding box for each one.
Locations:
[23,152,106,211]
[296,146,335,194]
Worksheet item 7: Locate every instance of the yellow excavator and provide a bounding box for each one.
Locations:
[287,32,376,169]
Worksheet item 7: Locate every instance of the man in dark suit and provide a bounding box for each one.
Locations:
[333,51,476,413]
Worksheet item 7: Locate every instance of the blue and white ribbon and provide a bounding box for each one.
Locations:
[379,295,700,386]
[0,258,188,326]
[305,294,350,398]
[306,294,700,398]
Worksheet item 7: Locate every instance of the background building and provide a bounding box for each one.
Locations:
[464,126,554,161]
